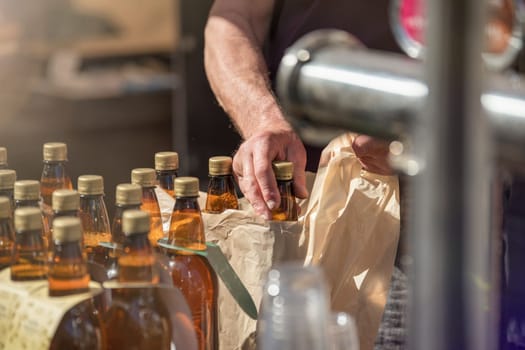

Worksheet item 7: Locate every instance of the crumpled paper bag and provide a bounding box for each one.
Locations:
[304,133,400,350]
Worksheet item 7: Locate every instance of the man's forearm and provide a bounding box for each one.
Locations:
[204,7,292,139]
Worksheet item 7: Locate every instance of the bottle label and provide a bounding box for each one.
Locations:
[0,268,102,350]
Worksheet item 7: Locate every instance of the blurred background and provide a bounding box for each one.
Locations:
[0,0,240,217]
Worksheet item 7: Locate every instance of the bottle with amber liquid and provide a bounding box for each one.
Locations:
[205,156,239,213]
[0,147,7,169]
[104,209,171,350]
[271,161,298,221]
[0,196,14,270]
[78,175,111,262]
[131,168,164,247]
[111,184,142,246]
[40,143,73,207]
[0,169,16,214]
[169,177,218,350]
[155,151,179,197]
[14,180,50,245]
[11,207,47,280]
[48,216,106,350]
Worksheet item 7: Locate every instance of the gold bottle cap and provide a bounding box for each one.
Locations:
[52,217,82,243]
[209,156,233,176]
[272,161,294,181]
[14,180,40,201]
[52,189,80,211]
[122,210,150,236]
[0,196,10,218]
[15,207,42,232]
[43,142,68,161]
[0,169,16,190]
[174,177,199,197]
[116,183,142,205]
[131,168,156,187]
[78,175,104,195]
[0,147,6,166]
[155,152,179,171]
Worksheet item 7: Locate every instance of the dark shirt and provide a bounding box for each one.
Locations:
[265,0,402,82]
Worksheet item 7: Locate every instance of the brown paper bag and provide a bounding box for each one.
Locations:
[202,133,399,350]
[303,133,400,350]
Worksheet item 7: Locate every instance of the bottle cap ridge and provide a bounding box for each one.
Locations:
[155,152,179,171]
[175,177,199,197]
[14,180,40,201]
[131,168,156,187]
[0,196,10,218]
[116,183,142,205]
[52,217,82,242]
[209,156,233,176]
[0,169,16,190]
[78,175,104,195]
[52,189,80,211]
[272,161,294,181]
[122,210,150,235]
[43,142,68,161]
[15,207,42,232]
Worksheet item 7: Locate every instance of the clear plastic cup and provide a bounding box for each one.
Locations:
[257,262,331,350]
[329,312,359,350]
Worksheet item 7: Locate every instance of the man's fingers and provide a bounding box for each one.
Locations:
[253,150,280,210]
[236,152,272,219]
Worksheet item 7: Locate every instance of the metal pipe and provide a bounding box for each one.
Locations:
[277,32,525,171]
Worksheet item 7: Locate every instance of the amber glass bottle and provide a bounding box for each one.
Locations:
[111,184,142,246]
[271,161,298,221]
[155,151,179,197]
[48,216,106,350]
[11,207,47,280]
[78,175,111,261]
[104,209,171,350]
[0,147,7,169]
[131,168,164,247]
[0,169,16,214]
[205,156,239,213]
[40,143,73,207]
[14,180,50,244]
[0,196,14,269]
[169,177,218,350]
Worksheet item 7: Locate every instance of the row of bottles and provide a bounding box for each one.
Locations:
[0,141,301,350]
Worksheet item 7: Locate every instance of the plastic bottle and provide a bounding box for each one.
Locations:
[271,161,298,221]
[0,196,14,269]
[111,183,142,247]
[168,177,218,350]
[155,151,179,197]
[131,168,164,247]
[205,156,239,213]
[40,142,73,207]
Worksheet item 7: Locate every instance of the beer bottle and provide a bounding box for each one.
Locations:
[271,161,298,221]
[205,156,239,213]
[78,175,111,261]
[0,169,16,214]
[11,207,47,280]
[40,143,73,206]
[168,177,218,350]
[0,196,14,269]
[48,216,105,350]
[155,151,179,197]
[131,168,164,247]
[111,184,142,246]
[14,180,50,244]
[104,209,171,350]
[0,147,7,169]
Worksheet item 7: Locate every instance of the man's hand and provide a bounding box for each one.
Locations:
[233,128,308,219]
[352,135,393,175]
